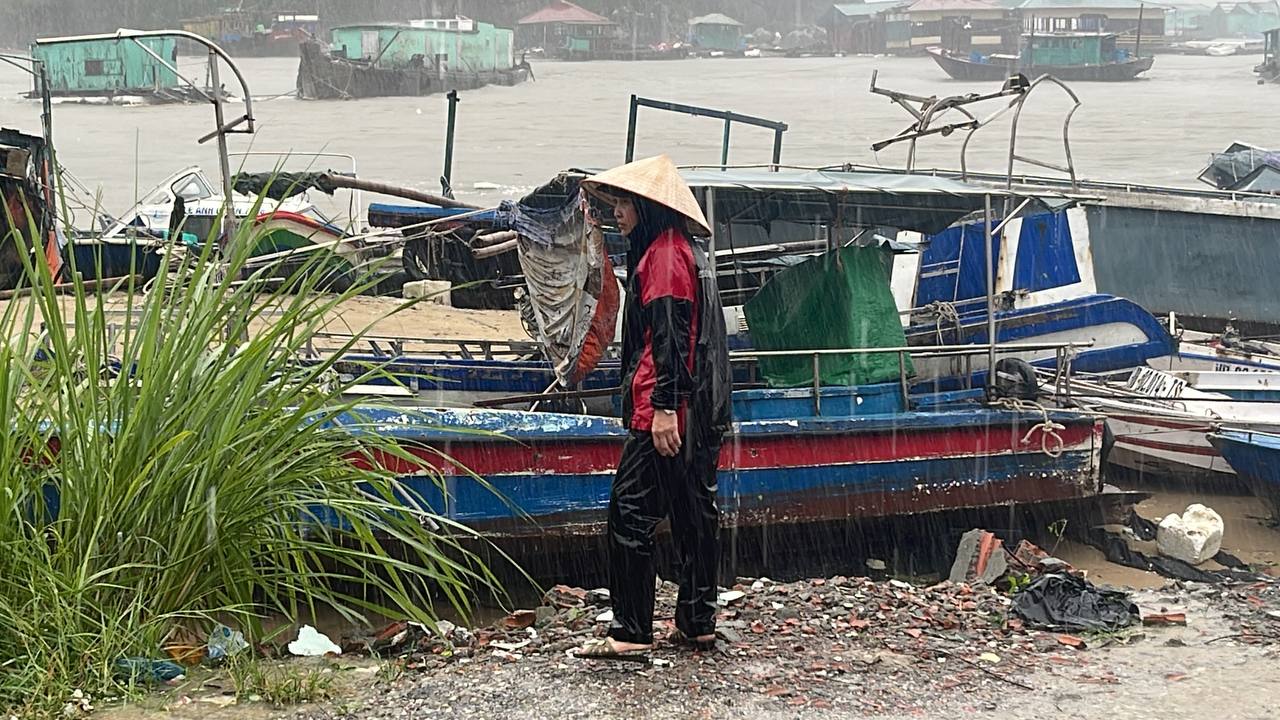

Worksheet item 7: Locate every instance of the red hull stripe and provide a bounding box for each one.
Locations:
[1109,415,1213,432]
[1118,435,1219,457]
[364,424,1097,477]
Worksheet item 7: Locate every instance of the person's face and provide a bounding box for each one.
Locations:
[613,198,638,237]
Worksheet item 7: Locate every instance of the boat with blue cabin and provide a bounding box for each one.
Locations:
[317,168,1112,537]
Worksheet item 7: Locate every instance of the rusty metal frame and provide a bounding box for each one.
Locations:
[868,70,1029,171]
[959,74,1082,191]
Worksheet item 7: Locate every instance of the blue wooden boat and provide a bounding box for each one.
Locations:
[1208,428,1280,518]
[336,384,1104,537]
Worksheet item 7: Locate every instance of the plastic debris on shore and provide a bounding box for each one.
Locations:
[288,625,342,657]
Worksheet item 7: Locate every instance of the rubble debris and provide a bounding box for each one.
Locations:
[949,529,1009,585]
[1142,612,1188,627]
[501,610,538,630]
[1056,634,1087,649]
[1157,504,1224,565]
[1011,573,1138,632]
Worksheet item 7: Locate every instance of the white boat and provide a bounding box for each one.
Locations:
[1054,366,1280,479]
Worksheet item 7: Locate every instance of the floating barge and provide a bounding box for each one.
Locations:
[297,20,530,100]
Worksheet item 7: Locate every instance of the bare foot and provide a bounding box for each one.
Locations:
[605,637,653,653]
[574,637,653,659]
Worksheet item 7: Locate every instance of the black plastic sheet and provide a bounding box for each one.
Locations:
[1011,573,1138,631]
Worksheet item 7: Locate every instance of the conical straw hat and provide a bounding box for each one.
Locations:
[582,155,711,236]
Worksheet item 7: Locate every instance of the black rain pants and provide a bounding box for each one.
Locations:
[606,430,722,645]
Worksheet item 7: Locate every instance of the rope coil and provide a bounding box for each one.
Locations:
[992,396,1065,458]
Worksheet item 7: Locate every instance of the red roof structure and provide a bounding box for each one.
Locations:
[518,0,615,26]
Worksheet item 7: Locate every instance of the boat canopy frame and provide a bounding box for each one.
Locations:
[868,71,1082,192]
[623,95,789,169]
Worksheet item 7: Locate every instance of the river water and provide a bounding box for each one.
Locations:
[0,52,1276,222]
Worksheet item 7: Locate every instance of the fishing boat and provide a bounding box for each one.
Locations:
[1052,366,1280,481]
[927,33,1154,82]
[0,128,62,289]
[67,164,391,288]
[1208,429,1280,518]
[355,165,1108,529]
[337,386,1103,538]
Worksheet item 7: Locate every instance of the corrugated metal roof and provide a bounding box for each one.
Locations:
[688,13,744,26]
[518,1,614,26]
[832,1,910,18]
[1012,0,1148,9]
[907,0,1002,11]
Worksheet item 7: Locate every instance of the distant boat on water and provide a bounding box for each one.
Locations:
[928,32,1154,81]
[297,19,531,100]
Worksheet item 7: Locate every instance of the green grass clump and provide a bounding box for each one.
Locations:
[0,204,502,717]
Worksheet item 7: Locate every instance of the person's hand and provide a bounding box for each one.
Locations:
[651,410,682,457]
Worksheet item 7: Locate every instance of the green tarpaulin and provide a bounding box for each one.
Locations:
[744,246,914,388]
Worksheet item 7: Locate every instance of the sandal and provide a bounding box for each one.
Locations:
[573,638,653,664]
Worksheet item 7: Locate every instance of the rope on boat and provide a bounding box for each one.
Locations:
[992,396,1065,458]
[919,301,962,345]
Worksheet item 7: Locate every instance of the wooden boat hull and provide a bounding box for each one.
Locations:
[340,391,1104,538]
[926,47,1154,81]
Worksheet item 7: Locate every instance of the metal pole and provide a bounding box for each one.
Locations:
[984,193,996,389]
[625,94,639,162]
[771,128,783,170]
[207,48,237,250]
[720,118,731,169]
[1135,4,1144,57]
[443,89,459,193]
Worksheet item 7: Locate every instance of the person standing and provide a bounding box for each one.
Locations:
[576,155,732,661]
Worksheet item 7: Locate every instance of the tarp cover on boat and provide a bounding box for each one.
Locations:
[1197,142,1280,193]
[499,175,620,386]
[744,245,913,387]
[680,168,1014,235]
[565,167,1047,235]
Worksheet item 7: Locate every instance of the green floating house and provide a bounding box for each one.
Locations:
[328,19,517,73]
[30,35,180,99]
[297,18,530,99]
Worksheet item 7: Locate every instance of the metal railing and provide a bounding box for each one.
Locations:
[729,340,1093,415]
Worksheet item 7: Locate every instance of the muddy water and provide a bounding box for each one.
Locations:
[1054,485,1280,589]
[0,52,1276,224]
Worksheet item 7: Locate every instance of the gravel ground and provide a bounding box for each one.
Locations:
[288,577,1280,720]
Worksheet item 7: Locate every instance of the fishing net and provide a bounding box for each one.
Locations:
[501,176,620,386]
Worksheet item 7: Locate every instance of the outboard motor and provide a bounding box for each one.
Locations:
[989,357,1039,401]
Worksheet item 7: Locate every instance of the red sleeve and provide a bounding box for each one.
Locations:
[638,229,696,306]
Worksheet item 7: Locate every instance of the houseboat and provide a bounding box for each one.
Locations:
[297,19,530,100]
[927,32,1154,81]
[29,34,208,104]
